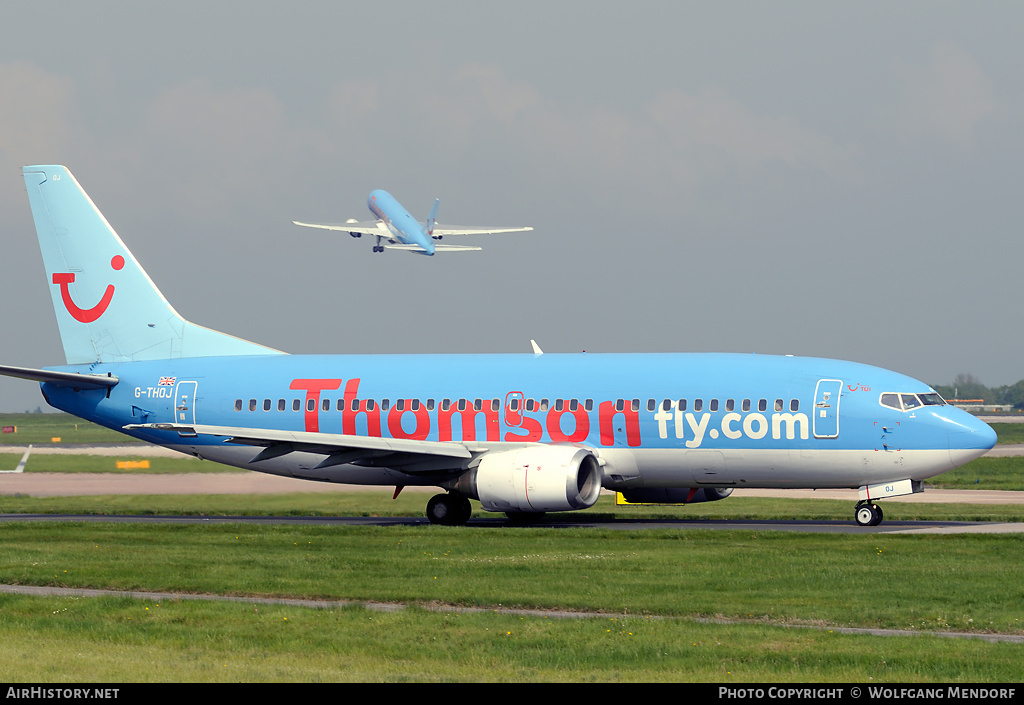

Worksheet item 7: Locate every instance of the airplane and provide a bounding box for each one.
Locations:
[0,446,31,474]
[0,165,997,527]
[293,189,533,255]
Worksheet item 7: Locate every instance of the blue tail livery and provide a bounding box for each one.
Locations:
[3,165,996,526]
[293,189,533,255]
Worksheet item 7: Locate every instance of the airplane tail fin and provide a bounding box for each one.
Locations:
[22,166,283,364]
[424,198,440,238]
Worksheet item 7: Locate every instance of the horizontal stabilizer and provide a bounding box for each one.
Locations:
[384,243,482,253]
[0,364,118,389]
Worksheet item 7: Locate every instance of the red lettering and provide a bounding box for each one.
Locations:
[388,401,430,440]
[341,379,381,437]
[504,416,543,442]
[546,406,590,443]
[438,404,499,442]
[599,401,641,447]
[289,378,342,433]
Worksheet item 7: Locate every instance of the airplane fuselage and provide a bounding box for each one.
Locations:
[367,189,435,254]
[42,352,994,492]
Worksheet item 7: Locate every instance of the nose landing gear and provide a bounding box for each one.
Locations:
[855,501,883,527]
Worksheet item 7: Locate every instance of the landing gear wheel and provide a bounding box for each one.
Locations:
[426,493,472,526]
[855,502,883,527]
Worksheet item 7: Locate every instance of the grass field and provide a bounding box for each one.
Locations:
[0,521,1021,682]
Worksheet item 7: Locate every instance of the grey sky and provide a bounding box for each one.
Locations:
[1,1,1022,411]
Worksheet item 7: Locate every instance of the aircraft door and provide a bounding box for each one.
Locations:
[504,391,524,427]
[175,381,198,425]
[813,379,842,438]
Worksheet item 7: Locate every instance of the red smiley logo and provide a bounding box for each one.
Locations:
[52,255,125,323]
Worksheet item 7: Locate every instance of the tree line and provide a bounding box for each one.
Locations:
[931,374,1024,408]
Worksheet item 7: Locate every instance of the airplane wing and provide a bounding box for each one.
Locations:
[385,243,482,253]
[124,422,486,474]
[430,225,533,237]
[293,220,387,235]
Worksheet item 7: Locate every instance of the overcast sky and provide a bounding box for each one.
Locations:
[1,1,1022,411]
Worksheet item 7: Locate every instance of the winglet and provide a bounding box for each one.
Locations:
[531,339,544,355]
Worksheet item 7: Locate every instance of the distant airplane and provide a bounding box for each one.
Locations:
[0,446,31,474]
[293,189,533,254]
[0,166,997,527]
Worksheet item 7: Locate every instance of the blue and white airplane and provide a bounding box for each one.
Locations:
[293,189,533,254]
[1,166,997,526]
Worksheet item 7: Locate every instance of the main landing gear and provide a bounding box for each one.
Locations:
[426,493,473,526]
[854,501,883,527]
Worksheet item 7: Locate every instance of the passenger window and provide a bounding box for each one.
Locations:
[249,399,257,412]
[306,399,315,412]
[555,399,564,412]
[631,399,640,412]
[694,399,703,412]
[775,399,784,412]
[509,398,519,411]
[570,399,579,411]
[525,399,535,412]
[677,399,687,411]
[396,400,406,411]
[458,399,467,411]
[647,399,656,412]
[742,399,751,412]
[585,399,594,411]
[381,399,390,411]
[322,399,330,412]
[662,399,672,411]
[442,399,451,411]
[293,399,300,412]
[615,399,624,412]
[790,399,799,412]
[277,399,286,412]
[263,399,271,412]
[758,399,767,412]
[540,399,550,411]
[710,399,719,412]
[491,399,500,412]
[725,399,735,412]
[234,399,242,412]
[426,399,435,411]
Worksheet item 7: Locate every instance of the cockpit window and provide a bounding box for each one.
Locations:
[901,394,922,410]
[880,392,947,412]
[880,393,902,410]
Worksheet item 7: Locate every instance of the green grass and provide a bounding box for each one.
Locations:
[0,413,129,445]
[988,422,1024,445]
[0,521,1021,682]
[928,456,1024,490]
[1,522,1021,634]
[0,452,232,474]
[0,593,1018,682]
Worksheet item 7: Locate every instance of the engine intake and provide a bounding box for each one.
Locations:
[457,446,603,514]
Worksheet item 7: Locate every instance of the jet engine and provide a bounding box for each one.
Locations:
[618,487,734,504]
[455,446,603,514]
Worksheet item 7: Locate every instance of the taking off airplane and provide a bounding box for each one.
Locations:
[293,188,533,254]
[1,166,997,526]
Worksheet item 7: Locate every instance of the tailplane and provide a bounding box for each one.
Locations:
[22,166,282,364]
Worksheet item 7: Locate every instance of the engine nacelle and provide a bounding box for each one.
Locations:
[618,487,734,504]
[457,446,603,514]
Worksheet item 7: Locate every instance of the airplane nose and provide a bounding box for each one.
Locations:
[948,415,997,466]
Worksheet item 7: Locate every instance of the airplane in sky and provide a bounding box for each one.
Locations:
[293,189,533,254]
[0,446,31,474]
[0,166,997,527]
